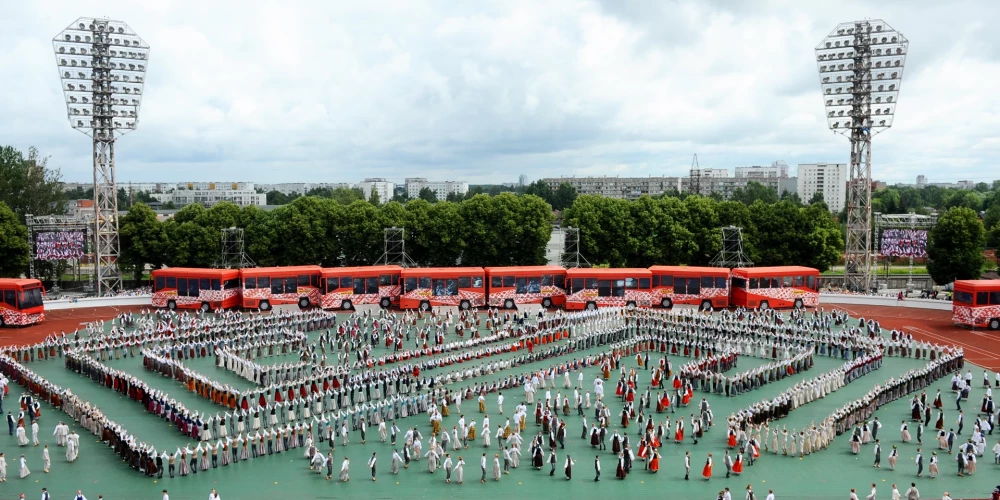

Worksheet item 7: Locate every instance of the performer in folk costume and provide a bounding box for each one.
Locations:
[702,453,713,480]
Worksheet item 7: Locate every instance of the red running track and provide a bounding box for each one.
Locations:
[0,305,145,348]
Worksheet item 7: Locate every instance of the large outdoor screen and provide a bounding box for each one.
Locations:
[880,229,928,258]
[35,231,86,261]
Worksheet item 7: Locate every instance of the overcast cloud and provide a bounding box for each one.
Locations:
[2,0,999,185]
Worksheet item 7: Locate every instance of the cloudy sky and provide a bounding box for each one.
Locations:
[3,0,999,185]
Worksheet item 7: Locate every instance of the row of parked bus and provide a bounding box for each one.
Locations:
[148,264,823,314]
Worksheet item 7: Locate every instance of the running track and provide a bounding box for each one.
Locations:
[2,303,999,370]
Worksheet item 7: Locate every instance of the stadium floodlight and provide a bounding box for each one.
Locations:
[53,17,150,295]
[816,20,908,293]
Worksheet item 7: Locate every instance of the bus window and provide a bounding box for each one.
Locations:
[177,278,188,296]
[503,276,515,287]
[380,274,393,286]
[731,277,747,289]
[271,279,284,295]
[585,278,598,289]
[258,277,270,289]
[285,277,296,292]
[639,278,650,289]
[472,276,483,288]
[652,275,659,287]
[225,278,239,289]
[977,292,988,305]
[298,275,310,287]
[687,278,700,295]
[806,275,815,290]
[419,277,431,289]
[701,276,713,289]
[571,278,583,293]
[189,279,200,297]
[166,276,176,288]
[210,279,220,291]
[748,278,758,289]
[554,275,564,289]
[245,277,256,289]
[613,280,625,297]
[758,278,769,289]
[625,278,638,289]
[3,290,15,306]
[432,279,447,296]
[793,276,804,287]
[405,278,418,292]
[715,277,727,289]
[491,276,502,287]
[446,279,458,295]
[674,279,687,295]
[991,291,1000,305]
[954,291,973,304]
[459,277,471,288]
[528,277,541,293]
[541,275,553,286]
[155,276,165,291]
[366,277,378,294]
[515,278,527,294]
[353,278,365,295]
[197,278,208,290]
[661,275,673,287]
[783,276,793,287]
[312,274,320,288]
[338,277,350,289]
[19,288,43,309]
[597,280,611,297]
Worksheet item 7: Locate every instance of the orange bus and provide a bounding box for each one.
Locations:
[399,267,485,311]
[485,265,567,309]
[952,279,1000,329]
[729,266,820,310]
[564,268,653,310]
[648,266,730,310]
[321,265,403,310]
[241,265,322,311]
[0,278,45,327]
[152,268,242,312]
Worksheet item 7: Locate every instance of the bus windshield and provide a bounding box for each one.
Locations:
[20,287,44,309]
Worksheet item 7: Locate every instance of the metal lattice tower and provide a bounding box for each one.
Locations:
[378,227,416,267]
[873,212,936,290]
[689,154,701,196]
[216,227,255,269]
[816,20,908,292]
[561,226,590,268]
[53,18,150,295]
[710,226,754,268]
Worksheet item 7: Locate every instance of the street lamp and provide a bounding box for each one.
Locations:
[53,17,150,295]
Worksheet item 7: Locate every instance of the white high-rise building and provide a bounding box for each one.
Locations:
[404,178,469,201]
[797,163,847,212]
[358,178,395,204]
[691,168,729,178]
[735,162,789,179]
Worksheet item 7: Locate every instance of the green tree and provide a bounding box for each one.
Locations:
[0,201,30,277]
[524,180,553,205]
[418,187,438,203]
[239,205,278,266]
[943,190,982,212]
[780,190,803,206]
[118,203,167,280]
[368,189,381,206]
[445,192,464,203]
[927,207,986,284]
[391,190,410,204]
[330,187,365,205]
[798,202,844,271]
[680,196,721,265]
[266,190,299,205]
[270,197,341,266]
[551,183,578,211]
[807,191,825,205]
[0,146,67,221]
[731,181,778,205]
[872,188,901,214]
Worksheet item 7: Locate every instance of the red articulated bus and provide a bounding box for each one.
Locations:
[648,265,730,310]
[729,266,820,310]
[484,265,567,309]
[0,278,45,327]
[564,268,653,311]
[399,267,486,311]
[241,265,323,311]
[321,265,403,310]
[151,268,242,312]
[952,279,1000,330]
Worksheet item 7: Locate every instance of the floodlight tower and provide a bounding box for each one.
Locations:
[816,20,907,292]
[53,18,150,295]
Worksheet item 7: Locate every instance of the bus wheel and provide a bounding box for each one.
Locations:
[586,302,597,311]
[342,300,353,311]
[459,300,471,311]
[701,300,712,311]
[504,299,515,310]
[200,302,211,313]
[793,299,804,310]
[660,298,672,309]
[380,298,391,309]
[626,301,636,309]
[989,318,1000,330]
[259,300,271,312]
[0,316,5,328]
[298,297,310,309]
[541,298,552,309]
[758,301,769,311]
[167,300,177,311]
[419,301,431,312]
